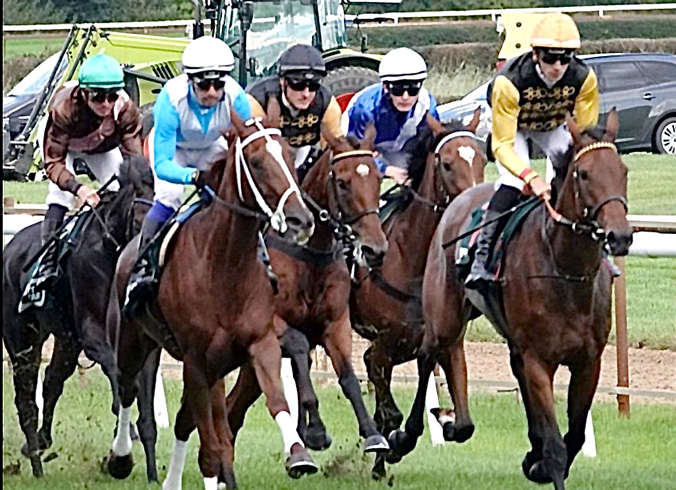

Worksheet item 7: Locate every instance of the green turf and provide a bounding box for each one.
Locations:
[3,369,676,489]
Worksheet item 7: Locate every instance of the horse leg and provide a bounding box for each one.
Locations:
[248,331,318,478]
[563,357,602,479]
[511,349,567,490]
[435,339,475,443]
[322,314,388,453]
[386,330,437,464]
[134,346,162,483]
[211,378,237,490]
[163,382,198,490]
[226,362,262,444]
[29,336,78,456]
[283,327,331,451]
[8,340,44,477]
[365,339,407,436]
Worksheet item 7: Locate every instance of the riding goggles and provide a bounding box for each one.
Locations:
[87,89,120,103]
[285,77,322,92]
[538,48,575,65]
[194,78,227,91]
[387,82,422,97]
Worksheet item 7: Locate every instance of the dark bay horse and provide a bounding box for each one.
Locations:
[104,111,316,490]
[387,110,633,490]
[225,127,390,456]
[349,110,486,477]
[2,155,154,478]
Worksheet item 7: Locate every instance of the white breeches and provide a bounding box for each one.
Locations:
[495,124,572,190]
[149,127,228,211]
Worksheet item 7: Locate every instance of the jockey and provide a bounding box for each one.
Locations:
[246,44,343,181]
[342,47,439,185]
[465,12,600,289]
[32,52,143,290]
[126,36,251,300]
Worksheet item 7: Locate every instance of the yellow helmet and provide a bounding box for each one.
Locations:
[530,13,581,50]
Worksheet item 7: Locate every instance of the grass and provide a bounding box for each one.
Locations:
[426,63,493,103]
[5,154,673,349]
[3,368,676,490]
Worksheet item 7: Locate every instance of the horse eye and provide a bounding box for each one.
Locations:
[579,170,589,180]
[443,162,452,172]
[336,179,348,191]
[250,157,263,169]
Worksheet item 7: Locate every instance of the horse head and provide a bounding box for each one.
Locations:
[562,109,633,256]
[218,103,314,245]
[322,124,388,267]
[414,108,486,206]
[96,155,154,247]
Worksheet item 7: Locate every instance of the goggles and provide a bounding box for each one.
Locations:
[87,89,120,104]
[387,82,422,97]
[538,49,575,65]
[285,77,322,92]
[194,78,226,91]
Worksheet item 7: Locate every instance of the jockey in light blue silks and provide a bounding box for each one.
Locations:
[342,47,439,185]
[126,36,251,303]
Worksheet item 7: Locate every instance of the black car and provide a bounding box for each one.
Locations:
[439,52,676,155]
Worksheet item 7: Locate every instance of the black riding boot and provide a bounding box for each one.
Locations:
[258,232,279,294]
[124,218,164,312]
[464,210,502,289]
[34,204,68,288]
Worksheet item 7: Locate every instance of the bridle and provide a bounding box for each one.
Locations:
[545,141,627,243]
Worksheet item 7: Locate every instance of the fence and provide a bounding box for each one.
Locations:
[4,3,676,32]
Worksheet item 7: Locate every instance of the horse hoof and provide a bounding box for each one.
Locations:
[522,457,552,484]
[106,451,134,480]
[443,422,475,443]
[371,456,387,481]
[304,429,332,451]
[285,452,318,479]
[30,458,44,478]
[364,434,389,453]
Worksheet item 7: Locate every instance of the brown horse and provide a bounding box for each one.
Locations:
[387,110,633,490]
[104,111,317,490]
[349,110,486,476]
[225,127,390,455]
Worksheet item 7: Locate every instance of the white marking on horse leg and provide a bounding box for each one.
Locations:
[425,373,445,446]
[275,411,304,456]
[112,406,133,456]
[281,358,299,430]
[155,370,170,429]
[162,439,188,490]
[357,163,370,177]
[582,411,597,458]
[203,476,218,490]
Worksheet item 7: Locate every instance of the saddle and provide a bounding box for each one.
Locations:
[455,197,541,283]
[18,210,92,314]
[378,185,413,233]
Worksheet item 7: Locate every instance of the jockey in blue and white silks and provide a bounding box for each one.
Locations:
[342,48,439,185]
[126,36,251,301]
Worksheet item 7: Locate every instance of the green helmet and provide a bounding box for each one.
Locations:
[78,53,125,89]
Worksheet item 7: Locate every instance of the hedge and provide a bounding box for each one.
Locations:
[348,14,676,50]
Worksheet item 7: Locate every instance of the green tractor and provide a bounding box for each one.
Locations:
[3,0,384,180]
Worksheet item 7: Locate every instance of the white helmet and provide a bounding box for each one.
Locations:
[182,37,235,78]
[379,48,427,83]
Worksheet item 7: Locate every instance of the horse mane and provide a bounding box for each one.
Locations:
[405,119,468,191]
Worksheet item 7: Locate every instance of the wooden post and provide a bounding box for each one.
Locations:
[613,256,630,417]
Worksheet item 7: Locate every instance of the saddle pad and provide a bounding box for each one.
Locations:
[144,201,204,271]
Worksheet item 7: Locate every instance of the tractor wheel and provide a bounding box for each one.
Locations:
[324,66,379,98]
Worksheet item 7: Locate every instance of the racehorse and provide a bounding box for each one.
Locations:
[104,110,317,490]
[349,110,486,477]
[2,155,154,478]
[225,126,390,455]
[387,110,632,490]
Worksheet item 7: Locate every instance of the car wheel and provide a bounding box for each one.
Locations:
[654,116,676,155]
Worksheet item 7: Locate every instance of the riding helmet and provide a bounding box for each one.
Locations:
[530,13,581,50]
[78,53,125,89]
[277,44,327,81]
[378,48,427,83]
[182,37,235,79]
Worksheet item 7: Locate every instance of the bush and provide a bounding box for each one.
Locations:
[3,51,51,95]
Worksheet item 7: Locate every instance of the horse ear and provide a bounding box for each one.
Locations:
[603,107,619,143]
[361,123,377,151]
[426,112,445,136]
[265,97,282,129]
[567,115,583,146]
[467,106,481,133]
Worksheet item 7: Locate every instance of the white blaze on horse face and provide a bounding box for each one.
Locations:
[357,163,370,177]
[457,145,477,186]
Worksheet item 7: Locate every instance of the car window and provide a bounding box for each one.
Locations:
[7,53,68,97]
[596,62,651,92]
[636,61,676,85]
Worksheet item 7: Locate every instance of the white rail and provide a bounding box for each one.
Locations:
[3,3,676,32]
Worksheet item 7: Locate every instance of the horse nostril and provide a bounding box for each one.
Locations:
[362,246,385,267]
[286,216,303,231]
